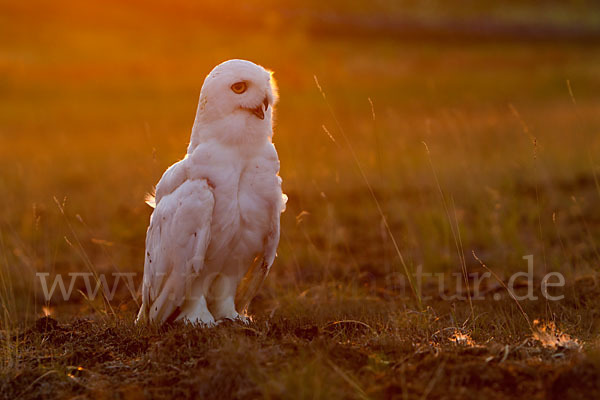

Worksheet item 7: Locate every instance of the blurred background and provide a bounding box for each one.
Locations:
[1,0,600,317]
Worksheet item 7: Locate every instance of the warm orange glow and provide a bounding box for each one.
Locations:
[449,330,475,346]
[532,320,580,350]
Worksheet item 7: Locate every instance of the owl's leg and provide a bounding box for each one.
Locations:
[176,276,216,326]
[207,273,244,321]
[211,296,240,321]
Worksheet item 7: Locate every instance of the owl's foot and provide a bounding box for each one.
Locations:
[214,313,250,327]
[176,295,216,327]
[209,295,239,320]
[210,296,251,325]
[234,313,250,324]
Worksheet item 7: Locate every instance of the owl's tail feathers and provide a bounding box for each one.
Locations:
[235,255,269,315]
[145,190,156,208]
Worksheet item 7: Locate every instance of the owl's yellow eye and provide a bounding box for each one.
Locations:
[231,81,247,94]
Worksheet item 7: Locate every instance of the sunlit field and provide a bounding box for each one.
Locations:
[1,1,600,399]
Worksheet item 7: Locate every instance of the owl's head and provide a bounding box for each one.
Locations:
[190,59,278,149]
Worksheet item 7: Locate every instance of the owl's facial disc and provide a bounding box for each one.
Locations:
[243,97,269,120]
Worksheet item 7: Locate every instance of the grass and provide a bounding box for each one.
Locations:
[1,0,600,398]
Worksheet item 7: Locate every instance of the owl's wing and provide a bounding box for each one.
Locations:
[263,178,287,268]
[235,178,287,313]
[136,161,214,324]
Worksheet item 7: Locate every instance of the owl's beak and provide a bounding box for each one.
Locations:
[250,106,264,120]
[249,97,269,120]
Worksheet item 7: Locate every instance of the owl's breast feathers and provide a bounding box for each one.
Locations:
[185,141,284,264]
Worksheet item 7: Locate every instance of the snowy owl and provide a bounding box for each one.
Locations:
[136,59,286,325]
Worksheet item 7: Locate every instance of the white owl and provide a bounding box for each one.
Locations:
[136,59,286,325]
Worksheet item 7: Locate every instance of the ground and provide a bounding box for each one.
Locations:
[2,288,600,399]
[1,1,600,399]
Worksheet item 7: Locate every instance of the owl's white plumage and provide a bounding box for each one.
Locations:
[136,59,286,325]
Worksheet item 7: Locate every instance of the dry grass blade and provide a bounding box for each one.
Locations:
[17,370,58,398]
[326,359,371,400]
[472,251,533,332]
[323,320,375,334]
[314,75,422,308]
[422,141,474,323]
[53,196,116,317]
